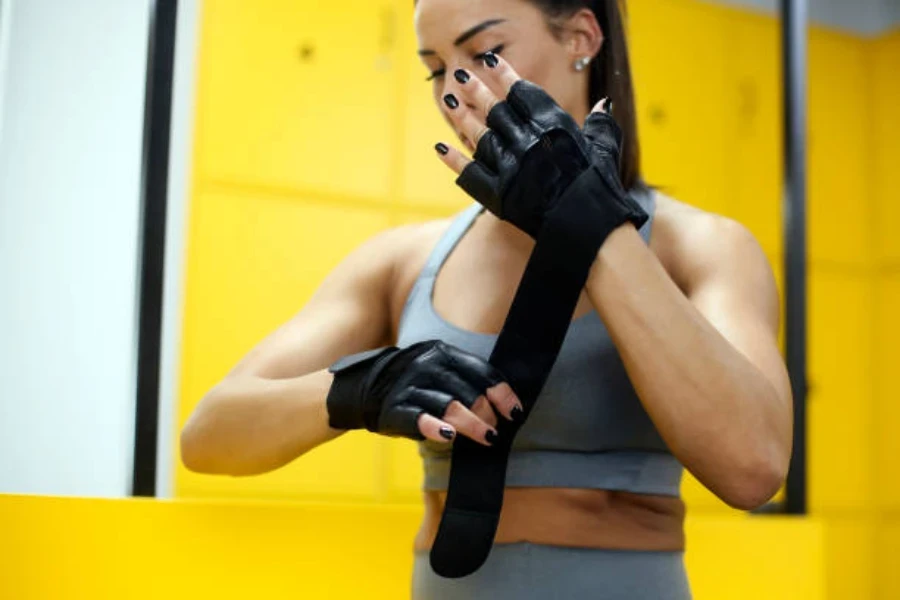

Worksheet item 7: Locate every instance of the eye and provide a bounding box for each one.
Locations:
[473,44,504,62]
[425,68,446,82]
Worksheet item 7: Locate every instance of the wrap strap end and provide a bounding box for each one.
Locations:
[326,346,396,431]
[429,507,500,578]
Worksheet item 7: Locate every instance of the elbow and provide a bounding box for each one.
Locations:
[179,390,230,475]
[179,416,218,474]
[718,451,789,511]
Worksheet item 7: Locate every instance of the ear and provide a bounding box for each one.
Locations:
[562,8,604,61]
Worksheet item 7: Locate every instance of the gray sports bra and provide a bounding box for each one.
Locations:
[396,188,683,497]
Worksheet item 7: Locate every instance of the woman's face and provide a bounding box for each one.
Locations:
[414,0,591,150]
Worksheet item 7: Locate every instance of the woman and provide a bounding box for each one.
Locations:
[181,0,793,597]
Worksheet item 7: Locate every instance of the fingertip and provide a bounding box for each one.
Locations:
[434,142,470,175]
[592,97,609,114]
[482,51,520,95]
[418,413,456,443]
[486,382,521,422]
[438,425,456,442]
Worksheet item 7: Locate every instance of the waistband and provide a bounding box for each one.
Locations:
[422,450,683,496]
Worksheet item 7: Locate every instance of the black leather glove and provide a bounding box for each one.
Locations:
[325,340,505,440]
[456,80,647,249]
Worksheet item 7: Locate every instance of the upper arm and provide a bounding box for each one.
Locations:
[682,216,792,407]
[226,227,409,381]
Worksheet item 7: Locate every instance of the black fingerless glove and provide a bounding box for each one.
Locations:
[326,340,504,440]
[456,80,647,253]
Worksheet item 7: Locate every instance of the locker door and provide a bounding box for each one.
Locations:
[629,0,731,216]
[195,0,400,200]
[726,11,783,258]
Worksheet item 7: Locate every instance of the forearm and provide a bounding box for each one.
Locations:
[180,369,341,476]
[585,225,788,508]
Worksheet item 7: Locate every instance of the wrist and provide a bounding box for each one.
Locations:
[587,222,642,287]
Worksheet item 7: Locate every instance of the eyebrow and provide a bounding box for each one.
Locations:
[417,18,507,56]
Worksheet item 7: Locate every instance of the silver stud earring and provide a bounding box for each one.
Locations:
[573,56,591,72]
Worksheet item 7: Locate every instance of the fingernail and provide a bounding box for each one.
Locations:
[605,98,614,113]
[443,93,459,109]
[483,51,499,68]
[435,142,449,155]
[485,430,498,445]
[511,405,524,423]
[440,427,455,440]
[454,68,470,84]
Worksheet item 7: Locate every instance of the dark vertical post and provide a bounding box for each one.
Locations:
[133,0,178,497]
[781,0,809,515]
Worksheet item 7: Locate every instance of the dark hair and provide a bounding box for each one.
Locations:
[526,1,643,190]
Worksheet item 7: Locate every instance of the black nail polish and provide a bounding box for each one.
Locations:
[511,405,524,423]
[454,68,470,84]
[443,93,459,109]
[485,430,498,445]
[435,142,449,155]
[605,98,614,113]
[440,427,455,440]
[483,51,499,68]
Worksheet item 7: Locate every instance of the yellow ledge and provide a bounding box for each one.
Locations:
[0,494,823,599]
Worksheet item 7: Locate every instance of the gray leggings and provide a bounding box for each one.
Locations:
[412,543,692,600]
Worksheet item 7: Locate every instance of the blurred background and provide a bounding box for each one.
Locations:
[0,0,898,598]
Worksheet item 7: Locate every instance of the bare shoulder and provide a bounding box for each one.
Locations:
[373,217,453,272]
[372,217,455,332]
[338,217,451,276]
[650,191,775,298]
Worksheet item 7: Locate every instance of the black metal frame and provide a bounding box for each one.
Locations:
[781,0,809,515]
[132,0,179,497]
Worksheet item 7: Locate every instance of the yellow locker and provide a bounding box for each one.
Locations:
[726,11,784,258]
[877,518,900,600]
[821,518,877,600]
[808,29,871,267]
[875,276,900,512]
[628,0,731,216]
[872,31,900,263]
[195,0,401,199]
[807,270,875,513]
[176,190,393,500]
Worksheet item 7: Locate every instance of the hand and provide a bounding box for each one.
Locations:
[435,52,646,246]
[325,341,523,446]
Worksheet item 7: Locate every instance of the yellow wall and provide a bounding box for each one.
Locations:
[0,494,825,600]
[871,26,900,600]
[172,0,899,596]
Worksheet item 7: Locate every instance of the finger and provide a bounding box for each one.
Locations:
[453,68,500,123]
[469,395,499,429]
[434,142,471,176]
[479,50,522,99]
[443,93,491,149]
[590,97,613,115]
[439,345,520,422]
[583,99,623,152]
[486,382,523,423]
[436,369,483,409]
[417,413,457,444]
[444,400,498,447]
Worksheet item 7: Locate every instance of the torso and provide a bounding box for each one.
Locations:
[386,191,701,551]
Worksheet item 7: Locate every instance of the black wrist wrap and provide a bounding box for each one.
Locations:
[429,176,647,578]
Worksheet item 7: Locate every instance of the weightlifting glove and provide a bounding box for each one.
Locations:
[456,80,647,252]
[326,340,505,440]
